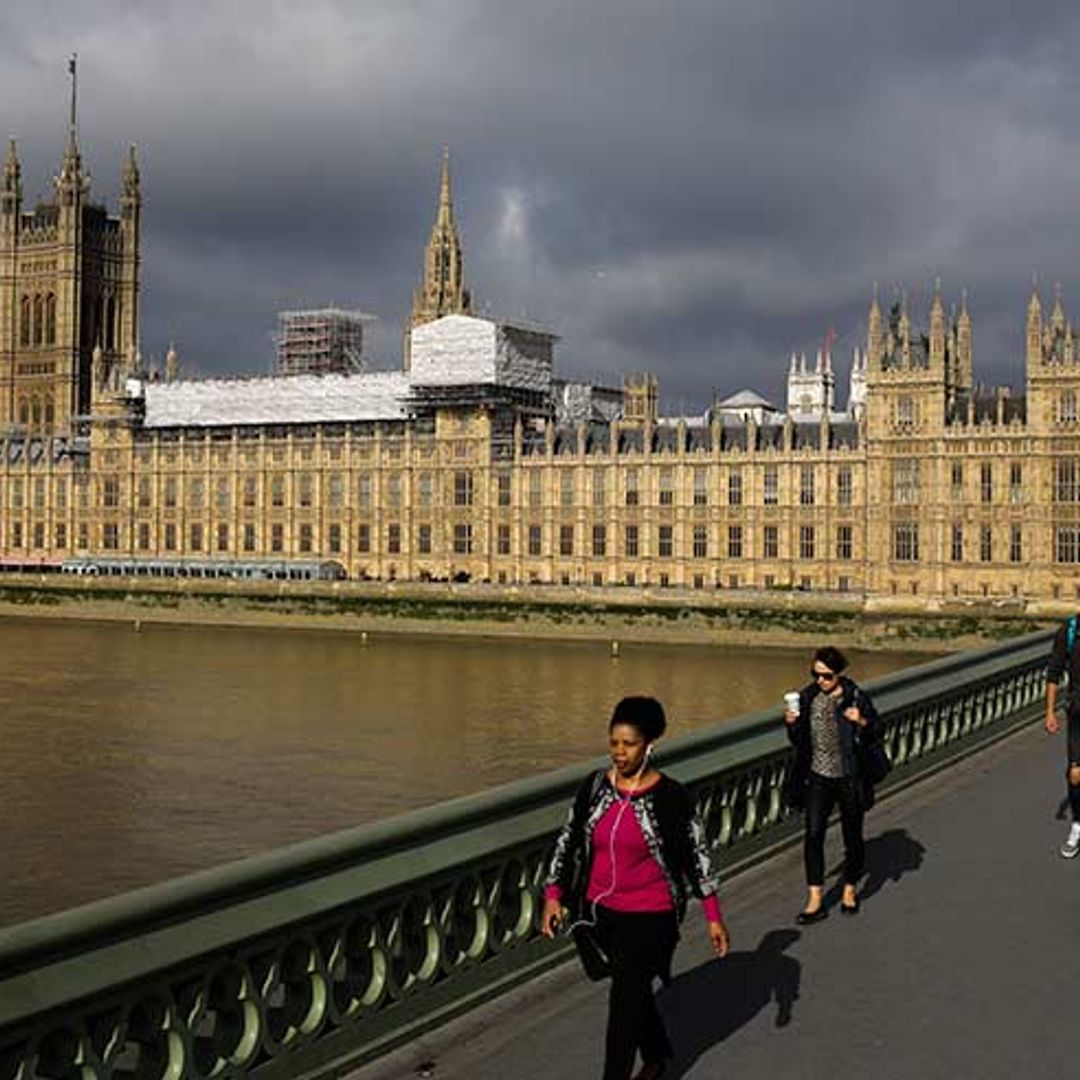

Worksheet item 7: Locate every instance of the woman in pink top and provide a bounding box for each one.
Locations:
[542,696,730,1080]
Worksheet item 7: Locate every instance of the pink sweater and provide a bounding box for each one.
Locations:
[546,787,722,924]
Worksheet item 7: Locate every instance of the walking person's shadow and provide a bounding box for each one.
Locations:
[823,827,926,907]
[658,928,801,1078]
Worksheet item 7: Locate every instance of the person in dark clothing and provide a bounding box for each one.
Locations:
[542,695,730,1080]
[783,645,883,923]
[1045,618,1080,857]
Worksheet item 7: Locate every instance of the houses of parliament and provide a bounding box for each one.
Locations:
[3,104,1080,609]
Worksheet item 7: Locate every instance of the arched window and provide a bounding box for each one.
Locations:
[45,293,56,345]
[30,397,41,428]
[32,294,43,346]
[1061,390,1077,423]
[44,397,55,427]
[19,296,30,347]
[18,398,28,426]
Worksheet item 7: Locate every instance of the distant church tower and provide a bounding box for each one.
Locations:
[0,57,140,434]
[786,335,836,419]
[405,149,472,370]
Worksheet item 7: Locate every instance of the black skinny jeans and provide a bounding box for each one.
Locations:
[593,906,678,1080]
[804,772,865,887]
[1066,707,1080,822]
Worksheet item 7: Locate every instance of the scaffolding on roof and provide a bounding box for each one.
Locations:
[274,308,374,376]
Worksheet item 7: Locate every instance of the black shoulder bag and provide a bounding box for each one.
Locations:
[563,770,612,981]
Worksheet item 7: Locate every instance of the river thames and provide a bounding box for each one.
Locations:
[0,617,930,927]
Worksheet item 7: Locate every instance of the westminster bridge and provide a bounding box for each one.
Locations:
[0,631,1072,1079]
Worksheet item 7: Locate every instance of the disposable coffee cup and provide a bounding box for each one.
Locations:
[783,691,800,714]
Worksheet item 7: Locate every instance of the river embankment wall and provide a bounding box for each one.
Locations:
[0,575,1063,650]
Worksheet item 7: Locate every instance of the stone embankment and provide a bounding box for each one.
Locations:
[0,575,1059,650]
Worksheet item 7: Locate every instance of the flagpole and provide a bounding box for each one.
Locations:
[68,53,77,142]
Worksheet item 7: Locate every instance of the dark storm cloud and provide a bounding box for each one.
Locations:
[3,0,1080,405]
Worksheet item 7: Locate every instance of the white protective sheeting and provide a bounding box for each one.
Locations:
[140,371,412,428]
[410,315,553,392]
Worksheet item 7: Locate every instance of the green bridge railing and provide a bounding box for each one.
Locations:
[0,631,1052,1080]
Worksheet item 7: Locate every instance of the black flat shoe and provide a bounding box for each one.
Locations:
[796,907,827,925]
[840,898,861,915]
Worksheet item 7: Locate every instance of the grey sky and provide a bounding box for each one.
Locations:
[3,0,1080,411]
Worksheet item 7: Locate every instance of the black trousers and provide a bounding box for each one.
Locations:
[1066,707,1080,821]
[804,772,865,887]
[593,906,679,1080]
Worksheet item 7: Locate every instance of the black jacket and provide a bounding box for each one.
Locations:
[1046,618,1080,701]
[545,770,720,922]
[782,676,883,812]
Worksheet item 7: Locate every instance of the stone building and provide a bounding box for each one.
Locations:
[3,112,1080,606]
[0,125,140,435]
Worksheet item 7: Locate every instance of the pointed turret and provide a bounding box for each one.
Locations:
[955,287,972,392]
[1027,285,1043,367]
[1052,282,1067,333]
[929,277,945,369]
[898,290,911,364]
[117,144,141,364]
[165,343,179,383]
[2,139,21,208]
[867,283,883,368]
[121,144,140,207]
[1,139,21,244]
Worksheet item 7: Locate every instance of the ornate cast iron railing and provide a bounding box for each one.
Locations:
[0,630,1052,1079]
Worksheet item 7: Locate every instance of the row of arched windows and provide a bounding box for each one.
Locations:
[18,293,57,347]
[17,395,56,429]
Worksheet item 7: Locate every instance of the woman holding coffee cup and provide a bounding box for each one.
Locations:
[782,645,883,923]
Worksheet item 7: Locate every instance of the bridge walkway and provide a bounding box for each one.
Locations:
[355,723,1079,1079]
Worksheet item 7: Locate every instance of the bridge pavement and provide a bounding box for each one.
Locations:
[355,722,1079,1079]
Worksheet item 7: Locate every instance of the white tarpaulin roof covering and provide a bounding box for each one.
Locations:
[410,315,553,391]
[140,371,412,428]
[137,316,558,430]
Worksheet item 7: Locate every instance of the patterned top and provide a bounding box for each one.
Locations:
[544,771,722,922]
[810,690,845,778]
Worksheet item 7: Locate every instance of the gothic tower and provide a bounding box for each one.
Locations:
[1026,283,1080,430]
[0,59,140,435]
[405,148,472,370]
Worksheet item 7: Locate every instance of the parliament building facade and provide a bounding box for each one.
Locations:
[3,120,1080,608]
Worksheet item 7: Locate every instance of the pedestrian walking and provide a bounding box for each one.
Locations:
[541,695,730,1080]
[783,646,887,922]
[1045,614,1080,857]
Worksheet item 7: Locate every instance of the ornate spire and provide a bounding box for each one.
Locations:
[437,146,453,229]
[410,147,473,329]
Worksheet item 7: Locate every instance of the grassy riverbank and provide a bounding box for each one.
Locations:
[0,575,1058,651]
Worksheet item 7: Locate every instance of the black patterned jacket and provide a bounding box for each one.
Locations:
[545,770,721,921]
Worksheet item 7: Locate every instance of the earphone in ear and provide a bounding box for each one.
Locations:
[645,743,654,760]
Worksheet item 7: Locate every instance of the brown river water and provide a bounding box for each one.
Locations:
[0,617,931,927]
